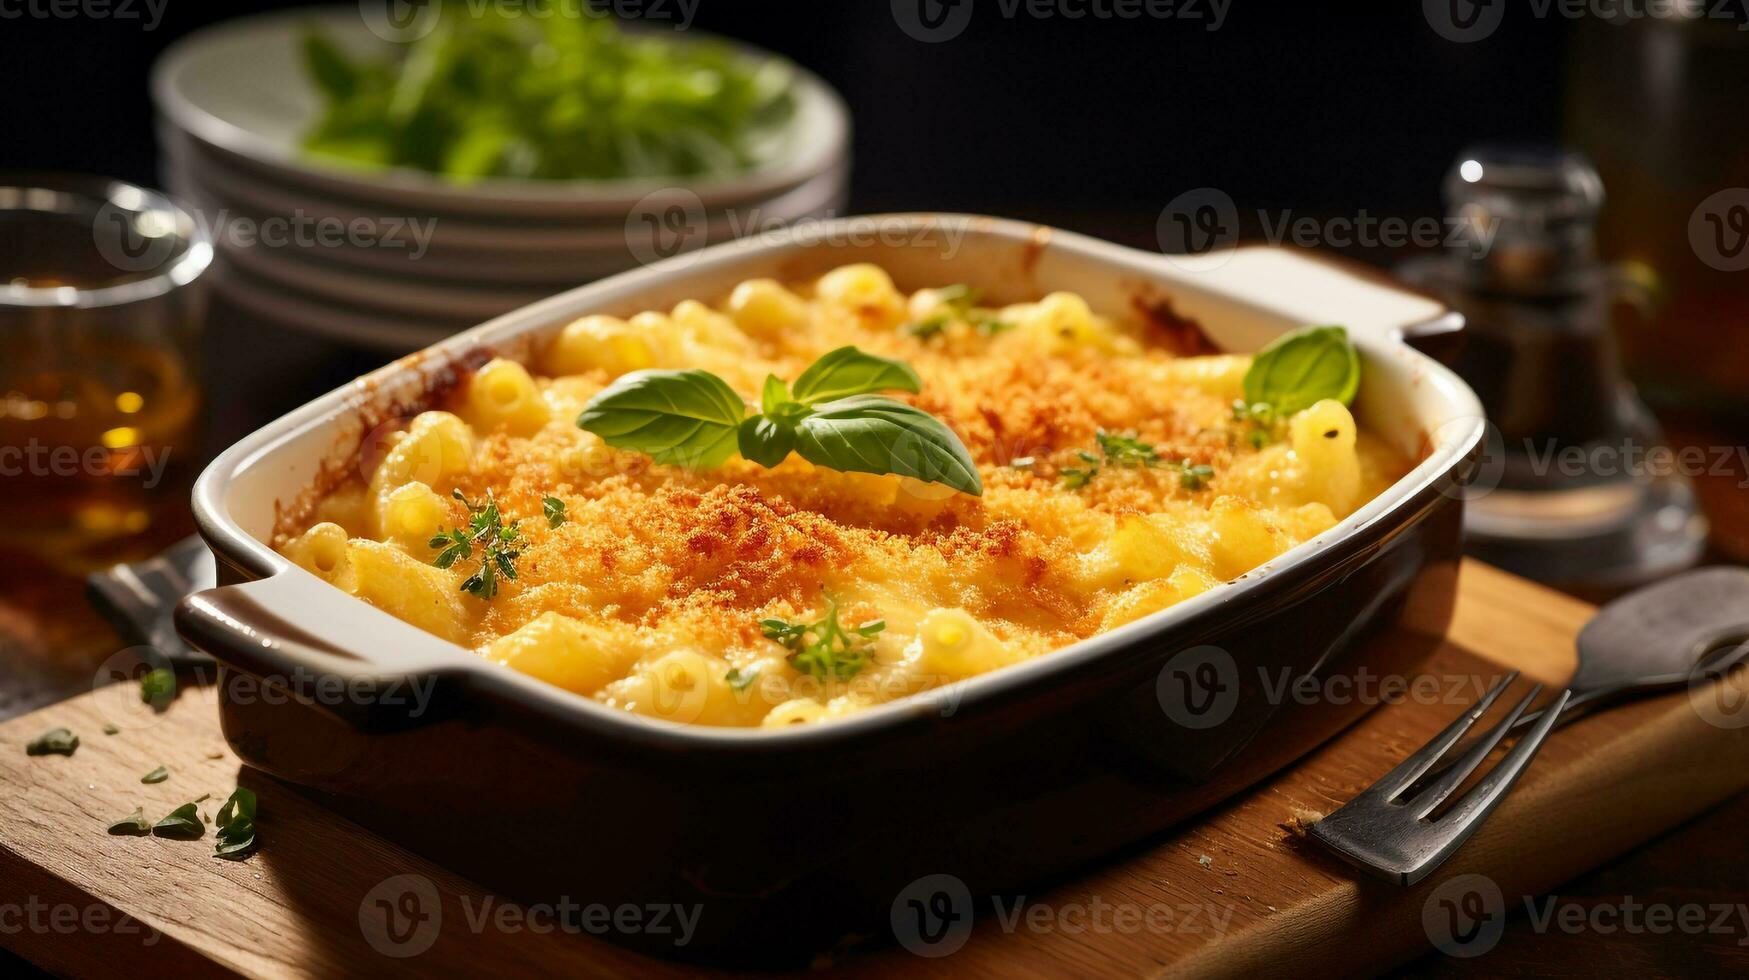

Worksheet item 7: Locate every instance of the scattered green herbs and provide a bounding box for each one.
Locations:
[430,490,525,599]
[1096,431,1160,467]
[578,346,983,496]
[140,667,175,710]
[152,803,204,840]
[213,787,258,861]
[1241,325,1360,417]
[1059,431,1215,491]
[1059,451,1102,490]
[900,285,1010,340]
[1230,401,1279,450]
[141,765,170,785]
[25,728,78,757]
[108,807,151,837]
[542,495,567,529]
[760,600,885,682]
[902,316,949,341]
[724,668,759,692]
[300,3,797,182]
[102,723,120,736]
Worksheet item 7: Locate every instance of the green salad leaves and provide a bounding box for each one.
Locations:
[578,347,984,496]
[300,2,797,181]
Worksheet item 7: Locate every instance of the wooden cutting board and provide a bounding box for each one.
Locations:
[3,561,1747,978]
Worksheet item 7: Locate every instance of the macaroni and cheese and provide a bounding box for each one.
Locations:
[277,266,1411,727]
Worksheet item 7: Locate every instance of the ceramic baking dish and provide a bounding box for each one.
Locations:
[176,215,1482,965]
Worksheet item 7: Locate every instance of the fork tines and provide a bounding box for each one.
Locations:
[1310,672,1571,885]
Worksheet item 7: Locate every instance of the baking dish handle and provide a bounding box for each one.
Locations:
[1149,245,1465,364]
[174,572,465,731]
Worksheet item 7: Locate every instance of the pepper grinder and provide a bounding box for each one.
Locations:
[1398,147,1707,593]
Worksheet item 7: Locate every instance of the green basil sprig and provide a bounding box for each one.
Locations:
[578,347,983,496]
[1241,325,1360,417]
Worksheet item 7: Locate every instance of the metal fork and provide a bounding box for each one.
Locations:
[1310,673,1571,885]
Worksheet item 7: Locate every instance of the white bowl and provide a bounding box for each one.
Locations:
[151,7,851,220]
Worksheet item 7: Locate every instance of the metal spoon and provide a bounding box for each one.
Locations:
[1520,565,1749,730]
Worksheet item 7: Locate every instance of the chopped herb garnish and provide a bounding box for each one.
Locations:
[902,285,985,341]
[213,787,258,860]
[760,600,884,681]
[429,489,524,600]
[975,317,1015,336]
[542,495,567,528]
[152,803,204,840]
[1060,451,1102,490]
[108,807,151,836]
[934,283,982,308]
[902,314,949,341]
[25,728,78,757]
[140,668,175,710]
[1096,430,1161,468]
[141,765,170,784]
[725,668,759,692]
[1060,431,1216,491]
[1176,463,1216,491]
[102,723,120,736]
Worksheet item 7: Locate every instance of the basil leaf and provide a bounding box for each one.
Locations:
[216,787,256,830]
[789,347,922,405]
[760,375,791,415]
[578,369,747,469]
[213,787,259,860]
[1242,325,1360,417]
[108,807,151,836]
[152,803,204,840]
[140,667,176,710]
[542,496,567,529]
[794,395,983,496]
[25,728,78,757]
[737,415,796,468]
[141,765,170,784]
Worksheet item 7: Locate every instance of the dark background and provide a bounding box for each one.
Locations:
[0,0,1566,233]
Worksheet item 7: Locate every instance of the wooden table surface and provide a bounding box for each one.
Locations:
[4,561,1748,978]
[3,288,1749,977]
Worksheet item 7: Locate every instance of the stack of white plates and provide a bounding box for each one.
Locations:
[151,8,851,350]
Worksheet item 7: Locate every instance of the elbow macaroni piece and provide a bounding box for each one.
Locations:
[276,268,1414,728]
[463,358,551,437]
[914,607,1018,680]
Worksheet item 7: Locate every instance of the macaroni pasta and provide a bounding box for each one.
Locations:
[277,266,1411,727]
